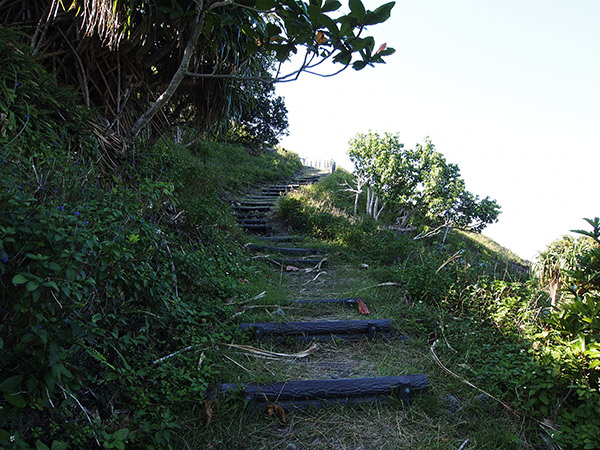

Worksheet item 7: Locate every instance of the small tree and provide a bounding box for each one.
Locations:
[348,132,500,237]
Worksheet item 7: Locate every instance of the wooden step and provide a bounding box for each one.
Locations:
[220,374,428,411]
[247,244,322,255]
[237,218,267,225]
[267,258,326,266]
[246,195,279,200]
[234,205,272,212]
[240,223,272,232]
[256,235,303,242]
[237,201,275,207]
[239,319,391,340]
[294,298,360,305]
[268,184,300,189]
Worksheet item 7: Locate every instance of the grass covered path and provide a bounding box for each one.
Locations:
[196,171,540,449]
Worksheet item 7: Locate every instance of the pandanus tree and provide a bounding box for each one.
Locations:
[533,232,596,307]
[2,0,396,147]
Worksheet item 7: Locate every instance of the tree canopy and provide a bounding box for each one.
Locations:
[348,131,500,236]
[2,0,395,145]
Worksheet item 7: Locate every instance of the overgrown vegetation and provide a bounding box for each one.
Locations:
[274,169,600,448]
[0,34,302,448]
[2,11,600,448]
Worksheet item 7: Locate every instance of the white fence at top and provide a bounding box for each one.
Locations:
[301,158,336,171]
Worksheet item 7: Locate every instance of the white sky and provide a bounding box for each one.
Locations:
[275,0,600,261]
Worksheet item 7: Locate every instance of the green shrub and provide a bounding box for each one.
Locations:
[0,31,302,447]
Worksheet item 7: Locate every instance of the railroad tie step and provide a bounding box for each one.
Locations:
[247,243,322,255]
[269,184,300,189]
[239,319,392,341]
[220,374,429,411]
[234,212,266,219]
[257,235,303,242]
[234,205,272,212]
[294,298,361,305]
[237,218,267,225]
[240,223,272,233]
[267,257,326,267]
[237,201,275,207]
[246,195,278,200]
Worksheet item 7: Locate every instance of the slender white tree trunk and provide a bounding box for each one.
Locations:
[374,201,384,221]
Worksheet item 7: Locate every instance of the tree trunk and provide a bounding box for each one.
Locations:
[442,223,450,243]
[374,198,384,221]
[125,0,205,143]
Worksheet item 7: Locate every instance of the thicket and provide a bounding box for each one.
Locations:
[0,32,302,448]
[277,169,600,449]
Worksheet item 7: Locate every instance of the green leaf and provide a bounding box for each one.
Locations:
[349,0,365,22]
[51,441,69,450]
[322,0,340,12]
[36,440,51,450]
[44,281,59,291]
[4,393,26,408]
[26,280,40,292]
[307,4,322,26]
[352,60,368,70]
[378,47,395,57]
[0,429,10,442]
[12,273,28,284]
[255,0,276,10]
[319,14,338,35]
[113,428,129,441]
[66,268,76,282]
[265,22,281,37]
[47,262,61,272]
[363,1,395,25]
[1,375,22,394]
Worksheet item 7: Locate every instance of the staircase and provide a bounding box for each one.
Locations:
[221,166,429,414]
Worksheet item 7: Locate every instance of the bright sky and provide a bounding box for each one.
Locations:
[275,0,600,261]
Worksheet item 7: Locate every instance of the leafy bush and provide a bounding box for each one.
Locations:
[0,33,301,448]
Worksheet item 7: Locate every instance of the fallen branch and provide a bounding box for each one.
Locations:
[231,304,298,319]
[457,438,470,450]
[222,353,252,374]
[59,384,100,446]
[355,282,402,293]
[223,342,319,359]
[436,250,463,274]
[304,271,327,285]
[153,345,197,364]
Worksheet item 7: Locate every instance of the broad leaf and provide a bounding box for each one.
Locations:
[319,14,338,35]
[322,0,341,12]
[349,0,366,22]
[1,375,22,394]
[352,60,368,70]
[364,1,395,25]
[12,273,28,284]
[255,0,276,10]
